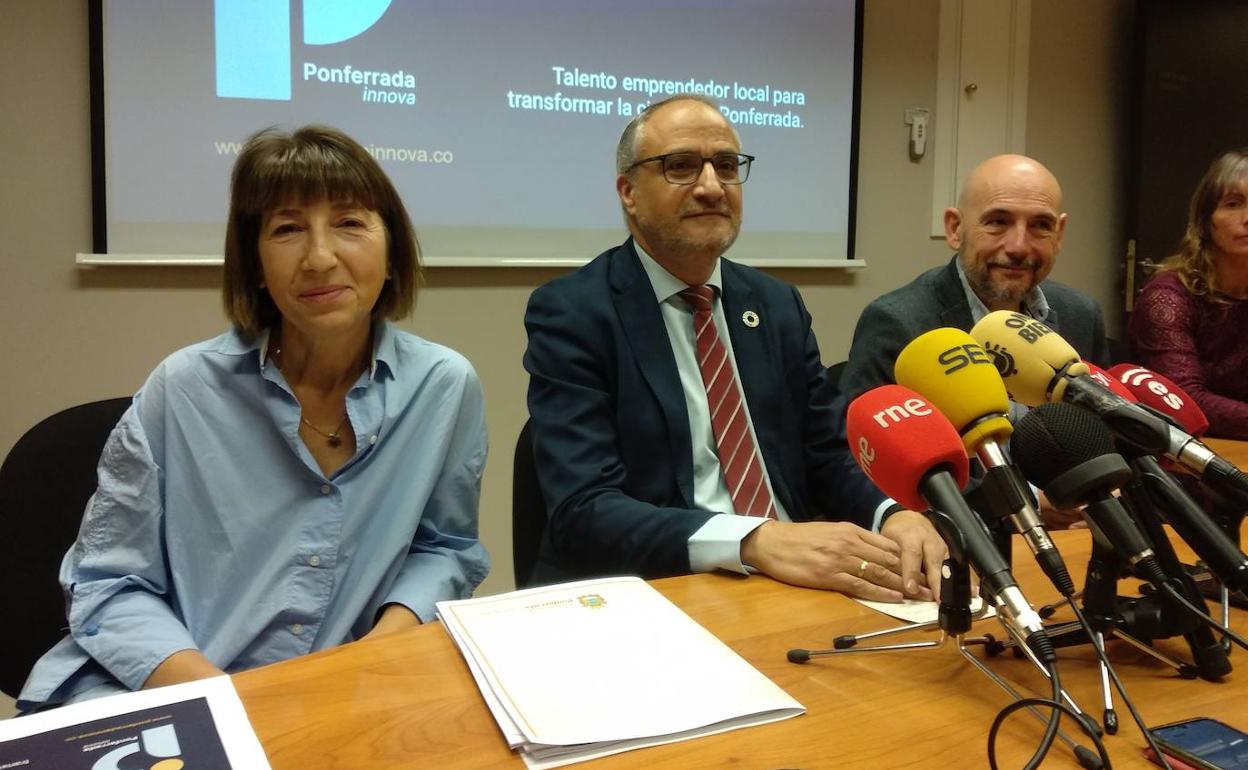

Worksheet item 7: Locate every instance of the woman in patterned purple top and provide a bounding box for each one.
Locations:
[1129,148,1248,439]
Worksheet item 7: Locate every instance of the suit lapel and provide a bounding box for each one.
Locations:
[609,241,695,506]
[1041,301,1061,335]
[937,258,977,329]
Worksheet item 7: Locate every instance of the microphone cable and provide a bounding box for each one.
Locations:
[986,659,1112,770]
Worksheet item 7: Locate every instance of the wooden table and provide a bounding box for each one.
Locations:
[234,518,1248,769]
[1205,437,1248,470]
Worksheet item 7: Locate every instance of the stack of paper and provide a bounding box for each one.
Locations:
[437,576,804,769]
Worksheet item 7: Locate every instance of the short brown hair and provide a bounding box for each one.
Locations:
[222,125,421,337]
[1157,147,1248,303]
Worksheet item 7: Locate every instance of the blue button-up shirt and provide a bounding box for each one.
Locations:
[20,323,489,708]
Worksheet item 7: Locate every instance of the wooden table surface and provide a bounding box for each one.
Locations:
[234,442,1248,769]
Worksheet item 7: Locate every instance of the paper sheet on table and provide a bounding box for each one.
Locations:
[855,594,996,623]
[0,675,270,770]
[437,576,804,768]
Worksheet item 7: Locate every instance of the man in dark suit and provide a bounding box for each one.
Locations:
[523,95,945,600]
[840,154,1111,402]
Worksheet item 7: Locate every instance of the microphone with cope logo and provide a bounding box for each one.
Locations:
[970,311,1248,510]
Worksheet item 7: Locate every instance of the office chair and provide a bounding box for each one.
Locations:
[1107,337,1132,367]
[511,418,547,589]
[826,360,849,392]
[0,397,131,699]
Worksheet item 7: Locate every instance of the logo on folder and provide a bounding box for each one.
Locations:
[215,0,394,100]
[577,594,607,609]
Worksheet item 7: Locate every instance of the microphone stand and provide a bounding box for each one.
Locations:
[1034,459,1232,734]
[1124,457,1234,675]
[788,552,1103,759]
[1190,485,1248,645]
[1041,537,1200,732]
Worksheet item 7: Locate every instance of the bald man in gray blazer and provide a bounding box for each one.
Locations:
[841,154,1110,402]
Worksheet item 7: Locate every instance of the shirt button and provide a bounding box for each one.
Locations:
[85,624,99,637]
[320,484,332,495]
[291,623,304,635]
[369,434,378,445]
[308,554,321,567]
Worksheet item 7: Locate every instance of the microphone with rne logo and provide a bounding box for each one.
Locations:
[1109,364,1210,438]
[847,385,1052,659]
[894,328,1075,596]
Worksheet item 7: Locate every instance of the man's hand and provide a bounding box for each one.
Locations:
[740,520,924,602]
[880,509,948,601]
[1036,490,1087,530]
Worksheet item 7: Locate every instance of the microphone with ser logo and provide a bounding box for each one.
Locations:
[893,327,1075,597]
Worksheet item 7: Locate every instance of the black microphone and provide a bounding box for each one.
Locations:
[1126,453,1248,594]
[1011,403,1170,589]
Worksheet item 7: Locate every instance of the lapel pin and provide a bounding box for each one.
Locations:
[742,310,760,328]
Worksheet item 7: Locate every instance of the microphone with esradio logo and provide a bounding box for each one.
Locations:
[969,310,1248,510]
[1108,365,1210,438]
[893,328,1075,596]
[1103,365,1248,593]
[846,385,1052,659]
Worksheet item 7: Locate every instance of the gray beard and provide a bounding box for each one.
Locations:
[963,259,1036,310]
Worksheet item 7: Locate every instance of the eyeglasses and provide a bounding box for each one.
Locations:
[626,152,755,185]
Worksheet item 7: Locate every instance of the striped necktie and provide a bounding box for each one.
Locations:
[679,285,776,518]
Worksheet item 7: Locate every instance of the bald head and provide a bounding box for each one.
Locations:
[958,154,1064,211]
[945,154,1067,312]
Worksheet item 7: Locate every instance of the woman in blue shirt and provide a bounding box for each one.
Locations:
[19,125,490,709]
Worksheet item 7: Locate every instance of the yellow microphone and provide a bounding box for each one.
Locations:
[968,311,1089,406]
[894,328,1012,454]
[895,328,1075,596]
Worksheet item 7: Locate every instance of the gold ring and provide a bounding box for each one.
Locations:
[857,559,870,579]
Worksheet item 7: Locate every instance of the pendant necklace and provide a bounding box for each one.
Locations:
[271,344,349,448]
[301,413,350,448]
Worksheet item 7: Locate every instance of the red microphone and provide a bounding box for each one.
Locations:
[1108,364,1210,437]
[845,385,968,511]
[847,386,1049,649]
[1083,360,1137,403]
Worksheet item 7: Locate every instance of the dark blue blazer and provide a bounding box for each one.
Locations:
[522,239,887,583]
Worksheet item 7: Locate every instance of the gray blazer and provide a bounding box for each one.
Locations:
[840,257,1111,401]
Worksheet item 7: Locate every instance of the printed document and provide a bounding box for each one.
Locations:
[437,576,804,769]
[0,675,270,770]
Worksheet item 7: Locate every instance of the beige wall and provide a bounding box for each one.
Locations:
[1027,0,1133,334]
[0,0,1131,597]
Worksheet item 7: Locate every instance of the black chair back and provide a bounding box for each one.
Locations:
[827,360,849,392]
[0,397,132,698]
[1107,337,1133,367]
[511,419,547,589]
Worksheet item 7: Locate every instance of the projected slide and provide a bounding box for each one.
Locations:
[100,0,859,264]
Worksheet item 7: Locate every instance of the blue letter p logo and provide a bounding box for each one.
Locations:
[215,0,394,101]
